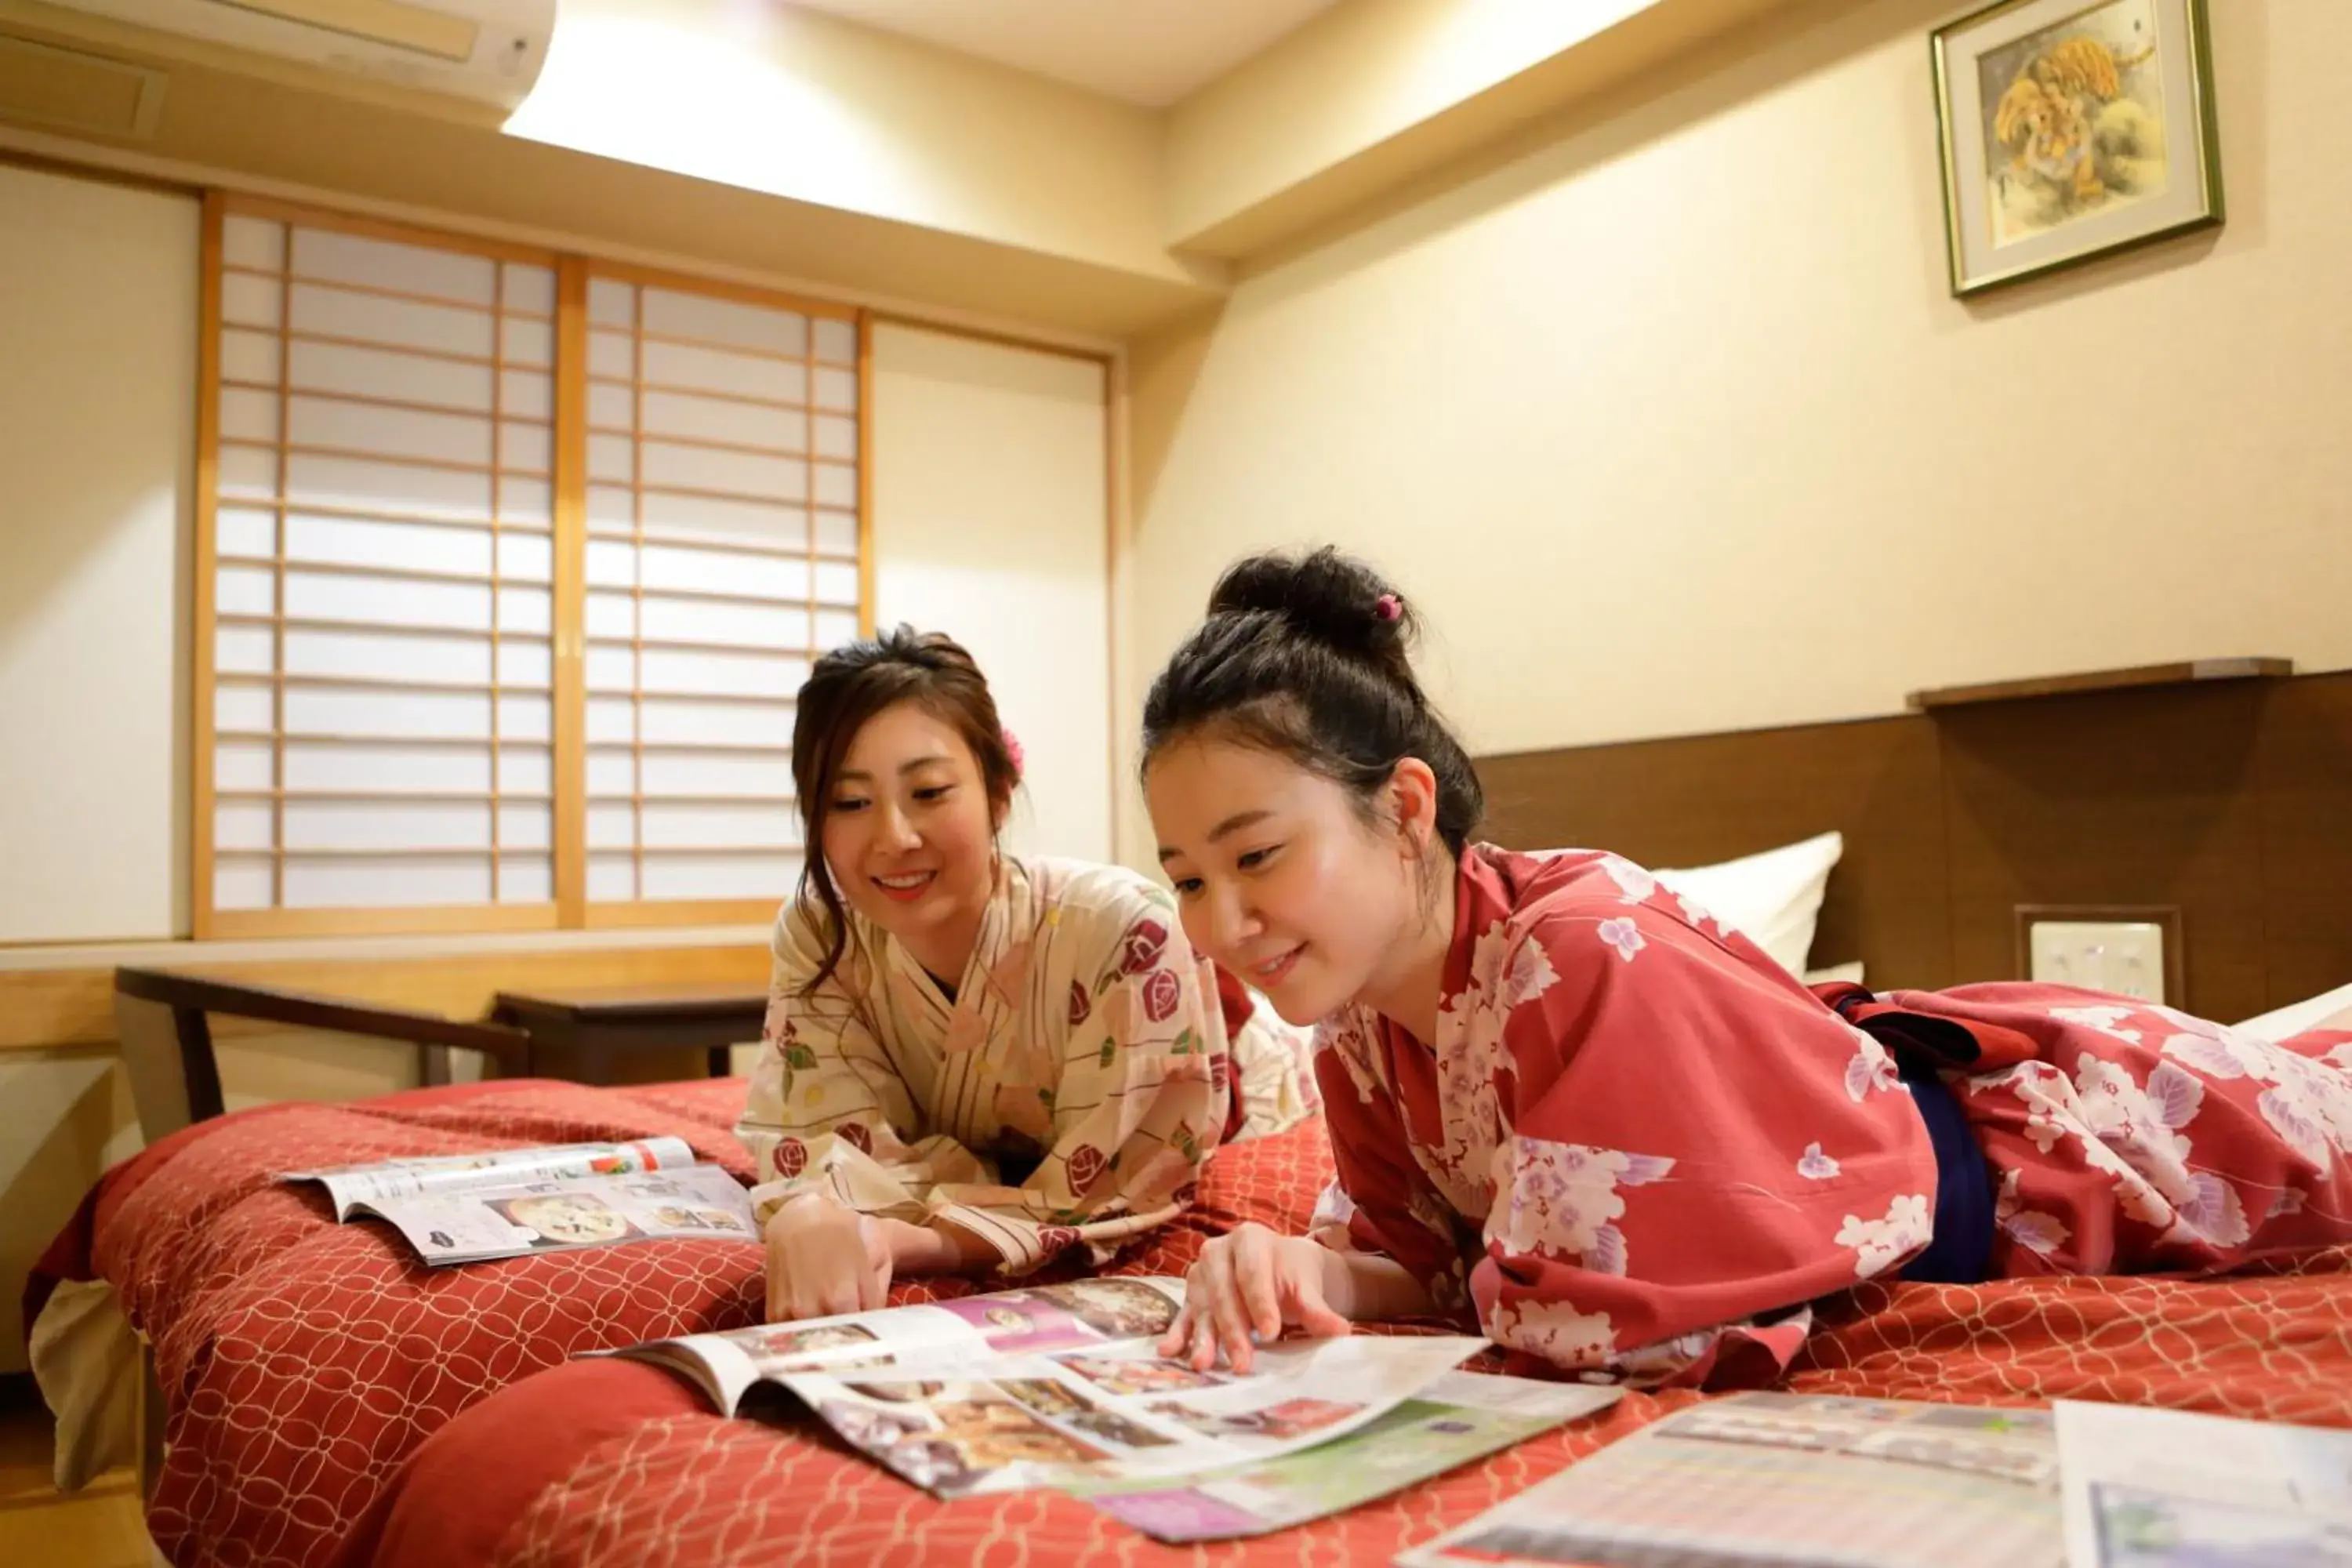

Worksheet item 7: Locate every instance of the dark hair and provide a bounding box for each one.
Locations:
[791,626,1018,995]
[1138,546,1483,856]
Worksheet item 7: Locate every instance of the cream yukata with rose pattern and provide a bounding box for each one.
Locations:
[1312,844,2352,1385]
[738,855,1315,1274]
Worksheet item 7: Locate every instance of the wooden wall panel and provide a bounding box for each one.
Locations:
[2256,673,2352,1012]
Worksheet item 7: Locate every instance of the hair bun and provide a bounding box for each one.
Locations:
[1204,546,1414,668]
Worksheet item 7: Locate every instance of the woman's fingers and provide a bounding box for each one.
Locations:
[1158,1302,1194,1359]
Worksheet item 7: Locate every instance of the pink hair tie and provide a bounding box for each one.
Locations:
[1000,725,1025,779]
[1374,593,1402,622]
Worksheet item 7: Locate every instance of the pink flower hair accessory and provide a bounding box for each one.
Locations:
[1000,725,1025,780]
[1374,593,1403,622]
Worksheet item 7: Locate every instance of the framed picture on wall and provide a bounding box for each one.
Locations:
[1933,0,2223,296]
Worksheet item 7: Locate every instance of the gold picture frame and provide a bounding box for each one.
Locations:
[1933,0,2223,296]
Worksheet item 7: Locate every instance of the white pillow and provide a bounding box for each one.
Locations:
[1652,831,1845,978]
[1803,960,1867,989]
[2234,981,2352,1041]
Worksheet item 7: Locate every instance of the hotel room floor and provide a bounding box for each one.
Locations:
[0,1396,149,1568]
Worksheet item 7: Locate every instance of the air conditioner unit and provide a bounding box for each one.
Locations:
[40,0,555,111]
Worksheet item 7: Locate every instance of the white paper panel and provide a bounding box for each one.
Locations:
[585,539,637,589]
[286,569,491,630]
[638,646,804,699]
[641,339,804,405]
[813,318,857,365]
[498,801,552,851]
[218,506,277,557]
[641,851,797,901]
[815,509,858,556]
[814,561,859,606]
[499,477,551,525]
[635,492,810,553]
[213,858,274,911]
[814,365,857,412]
[499,419,552,474]
[291,283,492,359]
[584,645,635,691]
[496,638,553,688]
[284,450,493,521]
[285,742,491,793]
[587,854,636,902]
[640,387,802,452]
[499,746,551,794]
[216,624,275,675]
[642,288,806,357]
[815,608,861,648]
[812,413,855,461]
[585,592,635,640]
[586,749,634,794]
[501,263,555,315]
[285,854,491,909]
[641,802,797,849]
[587,433,634,483]
[650,545,808,601]
[216,740,274,791]
[499,856,553,902]
[641,438,803,499]
[586,485,634,535]
[219,386,281,444]
[641,595,808,651]
[502,316,553,368]
[292,227,495,307]
[285,687,491,739]
[285,799,492,851]
[212,681,275,734]
[220,270,283,329]
[589,332,633,379]
[222,215,285,271]
[640,750,792,796]
[588,277,634,326]
[290,394,491,466]
[216,441,276,499]
[215,563,277,616]
[641,697,789,748]
[586,802,635,848]
[813,463,857,509]
[498,586,551,635]
[213,800,274,851]
[500,368,552,421]
[285,626,490,686]
[586,697,634,744]
[587,382,633,431]
[290,337,492,412]
[221,328,281,386]
[496,694,551,741]
[288,511,491,577]
[488,535,546,588]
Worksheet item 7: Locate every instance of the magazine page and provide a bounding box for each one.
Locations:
[781,1332,1488,1499]
[283,1137,699,1221]
[2054,1399,2352,1568]
[1075,1372,1624,1542]
[617,1277,1191,1417]
[356,1164,755,1266]
[1398,1392,2062,1568]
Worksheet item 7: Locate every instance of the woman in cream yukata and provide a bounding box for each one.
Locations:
[739,626,1313,1323]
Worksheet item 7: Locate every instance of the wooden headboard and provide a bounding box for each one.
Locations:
[1474,670,2352,1023]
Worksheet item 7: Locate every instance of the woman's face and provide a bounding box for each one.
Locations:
[1147,737,1421,1026]
[818,699,1000,956]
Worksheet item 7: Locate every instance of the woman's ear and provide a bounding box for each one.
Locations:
[1387,758,1441,856]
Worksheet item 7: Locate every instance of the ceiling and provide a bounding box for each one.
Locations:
[780,0,1342,107]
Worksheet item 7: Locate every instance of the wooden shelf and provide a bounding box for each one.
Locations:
[1906,658,2293,712]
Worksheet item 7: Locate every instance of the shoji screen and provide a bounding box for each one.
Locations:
[201,198,561,936]
[579,270,868,925]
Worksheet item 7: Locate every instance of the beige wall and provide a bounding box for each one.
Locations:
[0,164,196,944]
[870,325,1113,862]
[1120,0,2352,868]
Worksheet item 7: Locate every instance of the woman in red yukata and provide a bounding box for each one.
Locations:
[1141,546,2352,1386]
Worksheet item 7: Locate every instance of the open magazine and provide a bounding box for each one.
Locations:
[615,1277,1497,1501]
[1398,1391,2063,1568]
[280,1138,756,1265]
[2055,1399,2352,1567]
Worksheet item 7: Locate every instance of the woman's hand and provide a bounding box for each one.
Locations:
[764,1193,894,1322]
[1156,1221,1352,1373]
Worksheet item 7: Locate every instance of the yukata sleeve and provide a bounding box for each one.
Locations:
[1471,903,1939,1386]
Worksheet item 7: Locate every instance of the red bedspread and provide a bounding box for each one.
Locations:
[31,1077,2352,1568]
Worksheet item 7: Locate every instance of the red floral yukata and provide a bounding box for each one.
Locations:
[1312,845,2352,1385]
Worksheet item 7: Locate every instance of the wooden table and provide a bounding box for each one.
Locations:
[486,983,768,1086]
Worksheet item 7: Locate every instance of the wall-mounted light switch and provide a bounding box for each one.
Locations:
[2027,920,2168,1002]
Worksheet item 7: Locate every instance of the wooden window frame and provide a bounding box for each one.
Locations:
[193,194,874,939]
